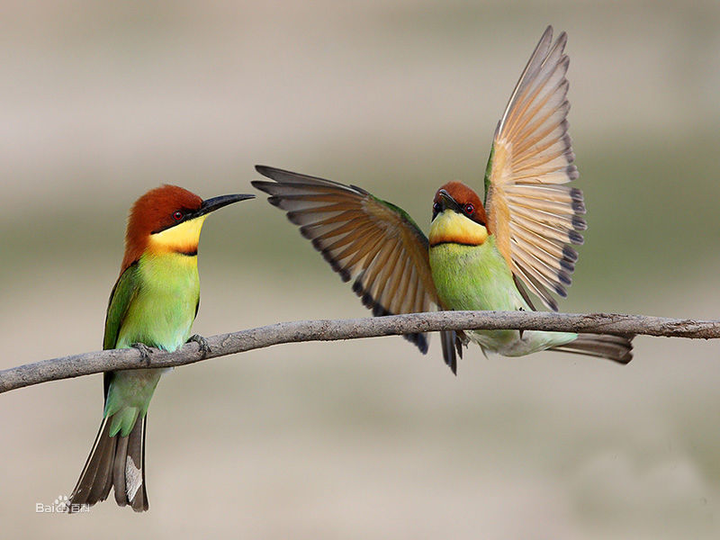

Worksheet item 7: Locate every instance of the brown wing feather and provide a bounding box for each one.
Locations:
[485,26,583,311]
[253,165,462,368]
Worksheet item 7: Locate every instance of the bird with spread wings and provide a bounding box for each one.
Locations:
[253,27,633,373]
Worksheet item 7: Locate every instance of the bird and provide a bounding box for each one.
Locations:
[67,185,254,512]
[252,26,633,374]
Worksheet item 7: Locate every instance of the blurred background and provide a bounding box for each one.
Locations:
[1,1,719,538]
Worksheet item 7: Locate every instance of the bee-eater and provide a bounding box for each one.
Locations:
[252,26,633,373]
[68,185,254,512]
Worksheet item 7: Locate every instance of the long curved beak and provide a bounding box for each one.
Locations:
[197,193,255,217]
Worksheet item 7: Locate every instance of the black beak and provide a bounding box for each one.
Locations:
[436,189,463,214]
[196,193,255,217]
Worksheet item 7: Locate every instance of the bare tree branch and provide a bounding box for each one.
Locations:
[1,310,718,394]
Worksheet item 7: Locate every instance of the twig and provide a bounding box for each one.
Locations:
[1,311,718,394]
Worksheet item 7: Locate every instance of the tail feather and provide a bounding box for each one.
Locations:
[127,416,148,511]
[112,436,129,506]
[68,415,149,512]
[86,420,116,504]
[552,333,634,364]
[68,416,113,510]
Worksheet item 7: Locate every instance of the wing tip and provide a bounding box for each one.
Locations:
[554,284,568,298]
[255,164,333,187]
[267,195,284,208]
[251,179,273,193]
[572,215,587,231]
[255,164,278,178]
[355,283,430,355]
[312,241,352,282]
[560,258,575,272]
[563,245,578,262]
[415,334,430,354]
[568,230,584,245]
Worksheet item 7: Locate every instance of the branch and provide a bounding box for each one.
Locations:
[2,311,718,394]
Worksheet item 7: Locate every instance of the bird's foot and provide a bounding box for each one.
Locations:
[188,334,211,358]
[131,342,154,365]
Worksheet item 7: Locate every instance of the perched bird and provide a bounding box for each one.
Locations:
[68,185,254,512]
[253,26,633,373]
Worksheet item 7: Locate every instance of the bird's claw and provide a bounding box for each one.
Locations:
[131,342,154,365]
[188,334,211,358]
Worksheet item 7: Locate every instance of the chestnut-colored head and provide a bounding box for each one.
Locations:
[429,182,489,247]
[432,182,487,225]
[121,185,254,272]
[128,185,203,238]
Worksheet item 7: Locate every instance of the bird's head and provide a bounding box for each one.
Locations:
[121,185,254,271]
[428,182,489,247]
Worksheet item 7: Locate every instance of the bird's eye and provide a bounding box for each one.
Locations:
[172,211,184,221]
[464,203,474,215]
[432,202,441,214]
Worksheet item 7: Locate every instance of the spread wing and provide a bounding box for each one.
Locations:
[253,165,463,373]
[484,26,585,311]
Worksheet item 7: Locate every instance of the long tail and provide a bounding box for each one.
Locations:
[552,333,634,364]
[68,415,148,512]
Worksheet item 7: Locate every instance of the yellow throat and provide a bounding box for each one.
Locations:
[429,210,488,247]
[148,216,207,256]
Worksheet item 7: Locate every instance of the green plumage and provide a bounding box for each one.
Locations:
[103,252,200,437]
[429,235,577,356]
[483,142,494,205]
[68,186,253,512]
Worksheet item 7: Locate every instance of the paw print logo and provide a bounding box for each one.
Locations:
[54,495,69,512]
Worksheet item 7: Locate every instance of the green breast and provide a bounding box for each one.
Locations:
[429,235,526,312]
[116,252,200,352]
